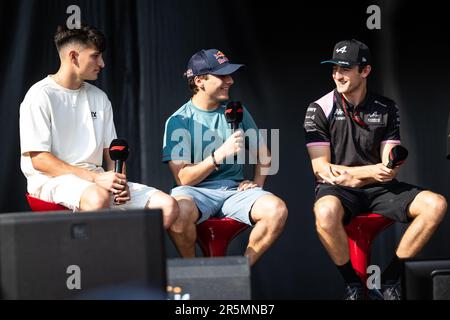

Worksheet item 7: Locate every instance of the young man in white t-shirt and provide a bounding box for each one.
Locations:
[19,24,179,229]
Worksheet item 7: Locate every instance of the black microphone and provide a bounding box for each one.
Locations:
[225,101,244,132]
[225,102,244,161]
[109,139,129,173]
[386,145,408,169]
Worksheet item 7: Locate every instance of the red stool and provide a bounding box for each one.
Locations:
[26,193,69,212]
[345,213,394,285]
[196,217,249,257]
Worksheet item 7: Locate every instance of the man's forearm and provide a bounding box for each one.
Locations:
[308,145,391,187]
[331,164,375,181]
[329,164,392,187]
[312,161,375,187]
[177,156,217,186]
[30,152,98,182]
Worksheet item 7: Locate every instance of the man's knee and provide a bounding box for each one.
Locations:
[156,194,180,227]
[314,197,344,232]
[170,197,198,233]
[423,193,447,224]
[431,194,447,224]
[80,186,110,210]
[254,197,288,231]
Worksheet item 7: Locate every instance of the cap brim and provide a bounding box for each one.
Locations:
[321,59,360,67]
[210,63,244,76]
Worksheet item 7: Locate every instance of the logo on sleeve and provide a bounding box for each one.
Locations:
[91,111,97,119]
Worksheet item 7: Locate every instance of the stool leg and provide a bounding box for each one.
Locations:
[204,240,228,257]
[347,236,371,284]
[196,220,248,257]
[347,231,373,299]
[197,228,237,257]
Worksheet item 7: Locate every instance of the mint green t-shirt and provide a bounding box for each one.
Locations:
[162,100,260,182]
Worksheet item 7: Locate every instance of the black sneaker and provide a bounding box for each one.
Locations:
[382,280,402,300]
[343,283,364,300]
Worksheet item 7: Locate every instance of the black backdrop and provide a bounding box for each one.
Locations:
[0,0,449,299]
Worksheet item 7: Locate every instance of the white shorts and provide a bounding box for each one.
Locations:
[34,174,160,211]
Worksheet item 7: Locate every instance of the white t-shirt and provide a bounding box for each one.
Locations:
[20,76,117,194]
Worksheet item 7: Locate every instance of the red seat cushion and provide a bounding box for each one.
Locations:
[26,193,69,212]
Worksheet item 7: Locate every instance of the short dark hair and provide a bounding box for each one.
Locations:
[187,75,208,95]
[54,24,106,52]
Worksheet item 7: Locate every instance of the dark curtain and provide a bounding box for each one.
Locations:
[0,0,448,299]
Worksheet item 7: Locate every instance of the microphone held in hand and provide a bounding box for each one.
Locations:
[225,101,244,132]
[225,101,244,161]
[387,145,408,169]
[109,139,129,173]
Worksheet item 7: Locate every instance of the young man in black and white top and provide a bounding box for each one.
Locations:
[304,39,447,300]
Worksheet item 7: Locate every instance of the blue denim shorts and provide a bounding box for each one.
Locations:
[170,180,272,226]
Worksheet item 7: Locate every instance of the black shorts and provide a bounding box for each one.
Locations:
[315,180,424,224]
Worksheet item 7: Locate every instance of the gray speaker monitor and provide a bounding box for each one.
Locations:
[0,210,166,299]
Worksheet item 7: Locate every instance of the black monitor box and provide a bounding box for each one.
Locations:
[432,270,450,300]
[0,210,166,300]
[167,257,251,300]
[402,259,450,300]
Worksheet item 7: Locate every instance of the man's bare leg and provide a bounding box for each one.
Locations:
[313,195,349,265]
[245,195,288,266]
[396,191,447,258]
[168,196,199,257]
[146,191,180,229]
[79,185,110,211]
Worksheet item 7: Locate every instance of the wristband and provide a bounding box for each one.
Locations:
[211,151,220,171]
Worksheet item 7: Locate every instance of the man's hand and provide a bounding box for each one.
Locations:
[168,130,243,187]
[318,166,364,188]
[317,165,350,185]
[237,180,260,191]
[214,130,244,162]
[367,163,398,183]
[331,169,364,188]
[113,183,131,205]
[94,171,127,193]
[317,165,338,185]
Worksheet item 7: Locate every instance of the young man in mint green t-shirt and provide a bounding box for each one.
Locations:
[162,49,288,266]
